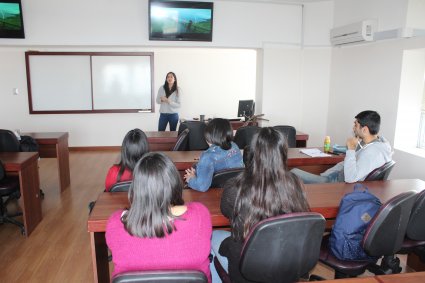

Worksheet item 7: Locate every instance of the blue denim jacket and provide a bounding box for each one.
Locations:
[188,142,244,192]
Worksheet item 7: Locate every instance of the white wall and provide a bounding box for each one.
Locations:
[0,0,335,147]
[329,0,425,180]
[0,47,257,146]
[333,0,408,31]
[1,0,301,48]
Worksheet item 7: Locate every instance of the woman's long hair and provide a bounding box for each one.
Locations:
[232,127,310,240]
[117,129,149,182]
[122,152,184,238]
[163,72,178,98]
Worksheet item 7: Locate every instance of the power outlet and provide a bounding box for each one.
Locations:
[13,88,19,95]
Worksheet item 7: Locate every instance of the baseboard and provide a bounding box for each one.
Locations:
[69,146,120,151]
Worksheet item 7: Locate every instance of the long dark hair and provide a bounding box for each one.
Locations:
[117,129,149,182]
[232,127,310,240]
[163,72,178,98]
[122,152,184,238]
[204,118,233,150]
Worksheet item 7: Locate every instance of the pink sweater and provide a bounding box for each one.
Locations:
[106,202,212,282]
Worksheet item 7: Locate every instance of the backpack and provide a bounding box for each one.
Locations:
[19,135,39,152]
[329,183,382,260]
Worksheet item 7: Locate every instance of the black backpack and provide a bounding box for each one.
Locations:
[19,135,39,152]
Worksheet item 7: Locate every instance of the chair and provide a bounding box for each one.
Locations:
[178,121,208,151]
[210,167,244,188]
[233,126,261,149]
[0,160,25,235]
[214,212,326,283]
[109,181,133,192]
[398,190,425,262]
[0,129,45,199]
[364,160,396,181]
[172,128,189,151]
[112,270,207,283]
[0,129,20,152]
[318,190,417,278]
[273,126,297,148]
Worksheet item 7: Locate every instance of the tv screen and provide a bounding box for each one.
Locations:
[149,0,213,42]
[238,100,255,118]
[0,0,25,38]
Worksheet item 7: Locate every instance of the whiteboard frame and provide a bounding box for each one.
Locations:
[25,51,155,114]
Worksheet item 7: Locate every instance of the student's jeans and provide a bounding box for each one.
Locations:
[291,168,340,184]
[158,113,179,131]
[210,230,231,283]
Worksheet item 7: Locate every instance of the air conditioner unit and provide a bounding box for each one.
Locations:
[330,20,375,46]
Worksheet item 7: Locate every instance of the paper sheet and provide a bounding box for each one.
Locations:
[299,148,331,157]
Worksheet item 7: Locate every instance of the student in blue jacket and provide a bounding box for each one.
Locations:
[184,118,244,192]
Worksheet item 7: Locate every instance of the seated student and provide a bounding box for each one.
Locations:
[211,127,310,283]
[184,118,244,192]
[104,129,149,191]
[292,110,392,184]
[106,153,212,281]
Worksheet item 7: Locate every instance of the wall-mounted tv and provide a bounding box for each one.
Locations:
[149,0,213,42]
[0,0,25,38]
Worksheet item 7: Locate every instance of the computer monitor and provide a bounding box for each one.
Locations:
[237,100,255,118]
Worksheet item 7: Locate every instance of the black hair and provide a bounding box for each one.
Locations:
[117,129,149,182]
[355,110,381,135]
[163,72,178,98]
[204,118,233,150]
[232,127,310,240]
[122,152,184,238]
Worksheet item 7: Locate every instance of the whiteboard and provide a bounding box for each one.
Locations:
[25,52,154,114]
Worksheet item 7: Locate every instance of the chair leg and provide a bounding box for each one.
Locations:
[0,196,26,235]
[367,255,401,275]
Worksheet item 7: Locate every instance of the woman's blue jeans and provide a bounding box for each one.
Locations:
[158,113,179,131]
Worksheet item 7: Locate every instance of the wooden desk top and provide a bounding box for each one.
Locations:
[87,179,425,232]
[375,271,425,283]
[24,132,69,144]
[0,152,40,171]
[162,148,344,169]
[145,131,308,140]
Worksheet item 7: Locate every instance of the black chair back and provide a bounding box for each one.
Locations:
[406,190,425,241]
[363,191,417,256]
[273,126,296,148]
[178,121,208,151]
[0,129,20,152]
[173,128,189,151]
[365,160,396,181]
[210,168,244,188]
[112,270,208,283]
[233,126,261,149]
[239,212,326,283]
[109,181,132,192]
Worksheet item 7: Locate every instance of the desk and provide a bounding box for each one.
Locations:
[0,152,42,236]
[145,130,309,151]
[25,132,70,192]
[87,179,425,282]
[163,147,344,175]
[376,271,425,283]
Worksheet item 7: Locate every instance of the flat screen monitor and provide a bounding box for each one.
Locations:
[149,0,213,42]
[238,100,255,118]
[0,0,25,38]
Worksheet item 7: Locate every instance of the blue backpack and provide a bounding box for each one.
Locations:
[329,183,382,260]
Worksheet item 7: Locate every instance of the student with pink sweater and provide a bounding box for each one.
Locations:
[106,152,212,282]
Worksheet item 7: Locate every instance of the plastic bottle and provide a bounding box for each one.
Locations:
[324,136,331,153]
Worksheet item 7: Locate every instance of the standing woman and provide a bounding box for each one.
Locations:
[156,72,181,131]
